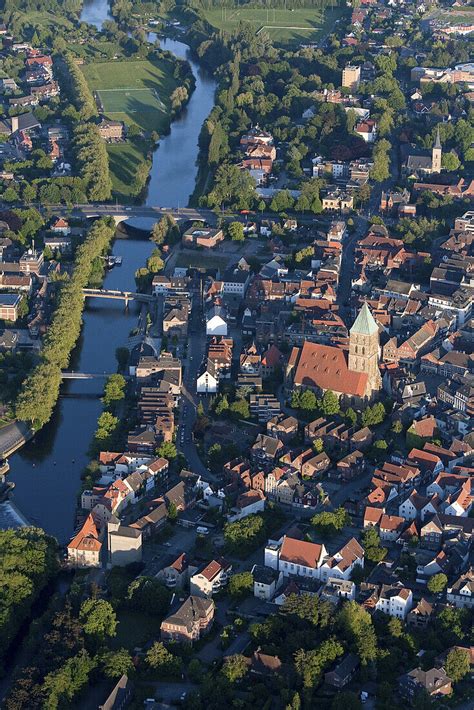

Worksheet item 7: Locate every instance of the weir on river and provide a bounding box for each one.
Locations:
[8,6,216,542]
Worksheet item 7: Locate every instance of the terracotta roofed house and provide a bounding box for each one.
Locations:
[67,514,102,568]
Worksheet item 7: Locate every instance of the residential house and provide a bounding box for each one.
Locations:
[228,489,265,522]
[324,653,359,689]
[252,564,283,601]
[97,119,124,141]
[249,393,281,422]
[407,598,433,629]
[190,558,233,598]
[379,514,405,541]
[447,568,474,609]
[319,538,364,582]
[156,553,195,590]
[67,514,102,568]
[267,415,298,443]
[399,667,452,703]
[375,585,413,619]
[160,596,215,643]
[251,434,284,467]
[320,577,356,603]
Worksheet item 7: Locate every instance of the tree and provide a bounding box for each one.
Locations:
[229,398,250,420]
[345,407,358,426]
[227,221,244,241]
[215,394,229,416]
[427,573,448,594]
[146,642,181,677]
[270,189,294,213]
[221,654,249,683]
[361,402,386,427]
[102,374,126,409]
[338,601,377,665]
[321,390,340,416]
[187,658,203,683]
[370,139,391,182]
[392,420,403,434]
[147,249,164,273]
[167,501,178,521]
[441,151,461,172]
[17,296,29,320]
[313,438,324,454]
[224,514,266,554]
[101,648,134,679]
[295,638,344,688]
[361,527,387,563]
[157,441,177,460]
[311,508,349,537]
[126,577,171,615]
[445,647,470,683]
[228,571,253,599]
[79,599,117,642]
[388,617,403,638]
[281,593,323,628]
[208,163,256,210]
[285,692,301,710]
[299,389,317,411]
[42,650,96,709]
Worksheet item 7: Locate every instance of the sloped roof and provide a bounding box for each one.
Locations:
[350,302,378,336]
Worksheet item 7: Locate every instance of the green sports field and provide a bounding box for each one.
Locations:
[203,5,346,46]
[81,57,176,133]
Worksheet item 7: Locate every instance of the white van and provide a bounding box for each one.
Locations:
[196,526,209,535]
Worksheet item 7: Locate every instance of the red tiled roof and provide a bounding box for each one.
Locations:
[68,514,101,552]
[380,514,405,532]
[262,344,283,367]
[364,506,384,524]
[294,342,367,397]
[280,536,323,569]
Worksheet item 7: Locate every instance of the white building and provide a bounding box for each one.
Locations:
[196,361,218,394]
[206,305,228,336]
[265,535,327,579]
[190,558,232,598]
[252,564,284,600]
[227,489,265,522]
[318,538,364,582]
[375,585,413,620]
[447,569,474,609]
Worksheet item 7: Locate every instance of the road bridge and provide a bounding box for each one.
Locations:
[59,204,214,227]
[82,288,155,306]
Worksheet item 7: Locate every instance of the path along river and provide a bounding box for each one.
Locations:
[8,4,216,542]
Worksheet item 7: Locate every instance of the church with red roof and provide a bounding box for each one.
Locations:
[286,303,382,402]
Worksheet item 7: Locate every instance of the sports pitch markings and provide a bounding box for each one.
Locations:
[97,87,166,113]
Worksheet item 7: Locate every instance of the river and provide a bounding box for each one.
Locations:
[7,3,216,543]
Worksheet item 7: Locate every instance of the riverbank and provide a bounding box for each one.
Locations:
[81,48,195,201]
[7,9,217,541]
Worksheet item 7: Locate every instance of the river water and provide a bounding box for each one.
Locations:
[8,4,215,542]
